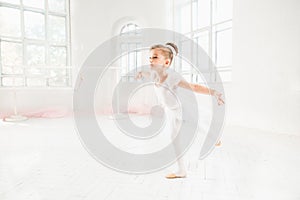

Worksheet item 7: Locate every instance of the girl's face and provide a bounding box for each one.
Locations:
[149,49,170,72]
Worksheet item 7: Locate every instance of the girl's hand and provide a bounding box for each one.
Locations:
[135,71,143,80]
[212,90,225,105]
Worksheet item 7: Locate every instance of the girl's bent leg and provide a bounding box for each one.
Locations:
[166,111,187,178]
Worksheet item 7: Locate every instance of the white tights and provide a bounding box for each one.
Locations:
[165,107,186,175]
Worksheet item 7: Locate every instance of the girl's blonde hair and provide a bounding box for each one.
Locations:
[150,42,178,65]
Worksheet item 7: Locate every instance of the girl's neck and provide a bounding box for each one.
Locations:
[157,70,168,83]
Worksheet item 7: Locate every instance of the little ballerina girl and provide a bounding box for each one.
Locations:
[136,42,224,178]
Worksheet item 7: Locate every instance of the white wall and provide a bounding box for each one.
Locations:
[71,0,171,71]
[228,0,300,135]
[0,89,72,115]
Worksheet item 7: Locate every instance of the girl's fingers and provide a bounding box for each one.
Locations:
[217,97,225,105]
[135,73,142,80]
[220,98,225,105]
[213,92,225,105]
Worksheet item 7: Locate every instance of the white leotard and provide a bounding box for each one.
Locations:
[152,69,183,110]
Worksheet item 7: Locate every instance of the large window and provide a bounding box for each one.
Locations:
[174,0,232,83]
[0,0,71,87]
[119,23,142,82]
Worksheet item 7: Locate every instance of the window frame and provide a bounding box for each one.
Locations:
[173,0,232,83]
[119,23,142,82]
[0,0,72,88]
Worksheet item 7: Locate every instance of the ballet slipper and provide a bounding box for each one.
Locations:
[165,173,186,179]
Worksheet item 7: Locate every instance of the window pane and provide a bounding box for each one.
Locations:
[48,69,67,86]
[181,59,191,72]
[216,28,232,67]
[214,0,232,23]
[128,52,136,73]
[0,0,20,4]
[137,51,142,68]
[24,11,45,39]
[48,0,65,13]
[121,23,140,36]
[180,3,191,33]
[25,67,46,75]
[49,68,66,77]
[0,41,23,65]
[48,77,68,86]
[49,46,66,66]
[26,44,45,65]
[2,66,23,74]
[26,77,46,87]
[192,0,210,30]
[121,54,127,76]
[128,43,137,73]
[191,73,205,83]
[120,26,129,34]
[120,44,128,75]
[23,0,44,9]
[48,15,66,43]
[0,7,21,37]
[194,31,210,72]
[217,70,232,82]
[180,39,192,58]
[127,24,135,32]
[2,77,24,87]
[194,31,209,55]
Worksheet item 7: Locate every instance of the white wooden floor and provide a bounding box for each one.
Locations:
[0,117,299,200]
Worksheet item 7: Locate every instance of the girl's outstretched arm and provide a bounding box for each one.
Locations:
[178,80,225,105]
[135,71,151,80]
